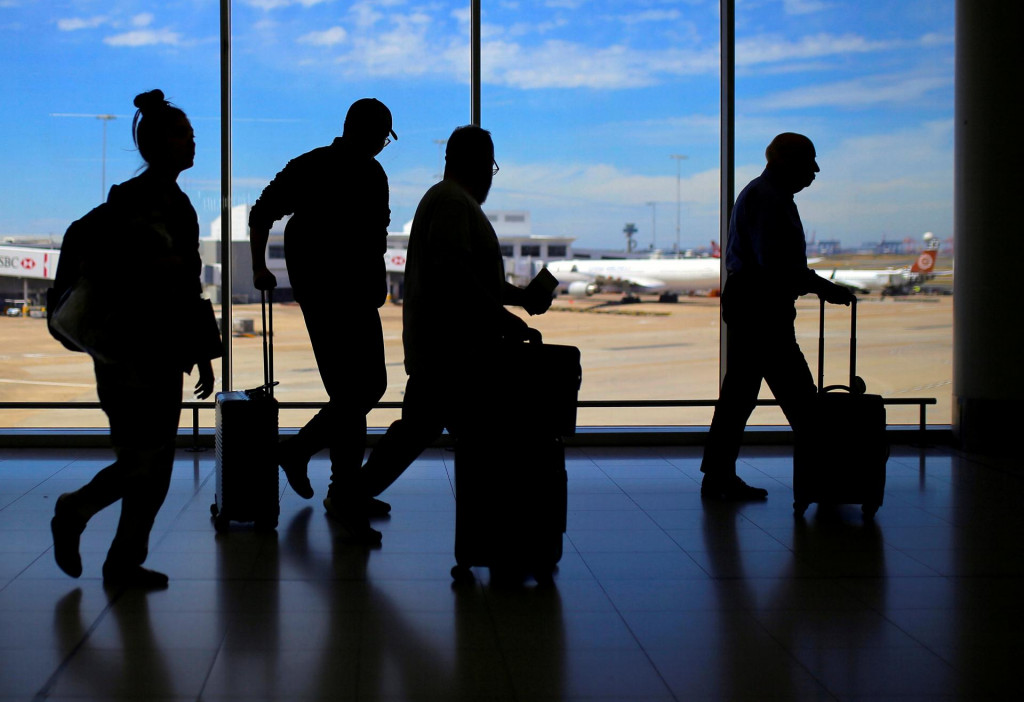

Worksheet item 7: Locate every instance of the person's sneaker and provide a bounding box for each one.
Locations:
[323,496,382,545]
[701,475,769,501]
[102,564,169,591]
[325,478,391,517]
[278,440,314,499]
[51,494,85,578]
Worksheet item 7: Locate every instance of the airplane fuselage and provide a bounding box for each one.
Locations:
[546,258,721,295]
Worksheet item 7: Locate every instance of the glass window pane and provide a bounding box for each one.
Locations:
[735,0,954,425]
[482,0,722,427]
[0,1,221,429]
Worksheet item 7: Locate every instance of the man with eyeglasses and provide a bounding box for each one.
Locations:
[249,98,397,542]
[334,125,550,541]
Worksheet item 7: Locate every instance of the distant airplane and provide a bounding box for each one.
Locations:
[545,242,722,302]
[817,247,944,295]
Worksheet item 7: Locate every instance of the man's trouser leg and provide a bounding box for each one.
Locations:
[296,298,386,495]
[701,323,763,478]
[762,325,817,438]
[361,373,446,498]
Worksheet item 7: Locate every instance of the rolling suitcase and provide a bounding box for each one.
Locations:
[452,436,568,584]
[793,297,887,518]
[211,291,279,532]
[450,338,581,584]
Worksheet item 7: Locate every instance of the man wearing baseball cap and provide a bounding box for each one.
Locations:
[249,98,397,543]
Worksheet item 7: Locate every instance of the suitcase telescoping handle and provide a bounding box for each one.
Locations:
[261,289,275,398]
[817,296,865,395]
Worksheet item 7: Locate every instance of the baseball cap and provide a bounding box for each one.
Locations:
[345,98,397,140]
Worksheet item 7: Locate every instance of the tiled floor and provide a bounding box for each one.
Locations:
[1,442,1022,701]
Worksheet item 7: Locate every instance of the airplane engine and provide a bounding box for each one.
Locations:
[567,281,598,297]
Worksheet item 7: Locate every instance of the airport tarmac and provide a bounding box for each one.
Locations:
[0,291,953,429]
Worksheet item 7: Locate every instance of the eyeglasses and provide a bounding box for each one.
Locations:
[492,160,500,176]
[382,137,392,148]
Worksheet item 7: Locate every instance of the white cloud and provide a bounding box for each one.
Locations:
[618,9,683,25]
[506,18,569,37]
[299,26,347,46]
[737,33,895,66]
[104,28,183,47]
[477,158,722,246]
[132,13,154,28]
[242,0,290,9]
[755,72,951,110]
[325,26,899,90]
[783,0,832,15]
[242,0,336,9]
[479,121,953,247]
[795,120,954,240]
[482,40,650,89]
[249,4,925,95]
[335,13,449,78]
[351,4,383,28]
[57,17,108,31]
[544,0,589,9]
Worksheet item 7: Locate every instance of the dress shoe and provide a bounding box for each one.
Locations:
[323,496,382,545]
[102,564,169,590]
[701,475,769,501]
[367,497,391,519]
[278,440,314,499]
[51,493,85,578]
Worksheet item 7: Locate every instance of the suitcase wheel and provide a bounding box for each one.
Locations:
[534,569,556,588]
[212,513,230,533]
[862,503,880,519]
[451,565,475,584]
[793,501,809,517]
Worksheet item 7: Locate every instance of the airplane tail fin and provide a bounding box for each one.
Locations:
[711,240,721,258]
[910,248,938,274]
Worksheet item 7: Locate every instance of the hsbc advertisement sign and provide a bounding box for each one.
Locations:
[0,246,60,281]
[384,248,407,273]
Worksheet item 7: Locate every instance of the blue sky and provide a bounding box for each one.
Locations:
[1,0,954,252]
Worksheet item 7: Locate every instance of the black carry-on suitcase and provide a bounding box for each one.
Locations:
[451,338,581,584]
[211,291,279,532]
[793,297,887,518]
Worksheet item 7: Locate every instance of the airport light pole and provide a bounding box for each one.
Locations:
[670,154,688,255]
[646,201,657,250]
[433,138,447,181]
[51,113,119,200]
[97,114,116,198]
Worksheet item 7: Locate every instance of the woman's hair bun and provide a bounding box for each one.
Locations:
[133,89,167,112]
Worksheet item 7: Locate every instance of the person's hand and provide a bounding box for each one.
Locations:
[501,310,542,344]
[522,326,543,344]
[194,359,215,399]
[823,283,856,306]
[524,286,553,316]
[253,267,277,291]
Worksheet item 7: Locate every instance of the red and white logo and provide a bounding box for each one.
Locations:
[20,258,36,271]
[390,255,406,266]
[913,251,935,273]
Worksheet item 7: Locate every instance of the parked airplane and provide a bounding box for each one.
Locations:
[818,247,943,295]
[545,244,722,302]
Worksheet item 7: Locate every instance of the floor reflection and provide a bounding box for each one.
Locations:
[0,444,1018,700]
